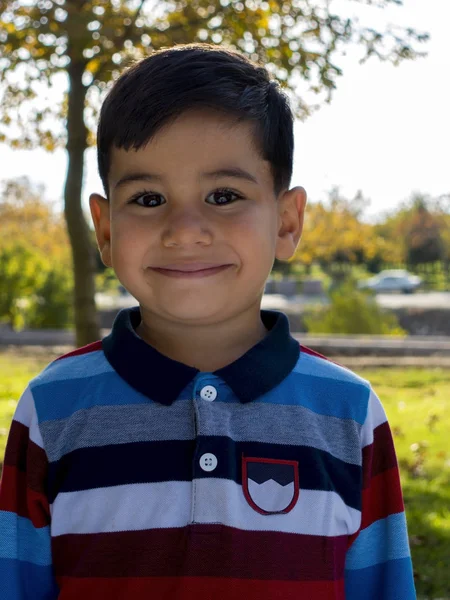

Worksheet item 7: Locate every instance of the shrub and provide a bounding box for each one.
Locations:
[303,280,406,335]
[26,266,73,329]
[0,242,73,330]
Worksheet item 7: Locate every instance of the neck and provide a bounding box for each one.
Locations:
[135,302,268,372]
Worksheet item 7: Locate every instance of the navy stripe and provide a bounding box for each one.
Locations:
[48,437,361,509]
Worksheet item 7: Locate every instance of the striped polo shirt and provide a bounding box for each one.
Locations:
[0,307,415,599]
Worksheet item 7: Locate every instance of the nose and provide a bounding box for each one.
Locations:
[161,206,213,248]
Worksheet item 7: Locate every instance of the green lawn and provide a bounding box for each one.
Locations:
[0,350,449,599]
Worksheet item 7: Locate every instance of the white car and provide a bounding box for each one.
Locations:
[357,270,422,294]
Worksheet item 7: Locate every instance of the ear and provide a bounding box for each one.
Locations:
[89,193,112,268]
[275,186,307,261]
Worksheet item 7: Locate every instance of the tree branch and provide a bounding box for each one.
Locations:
[122,0,147,42]
[92,0,148,83]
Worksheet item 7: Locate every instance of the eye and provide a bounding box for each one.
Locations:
[128,191,165,207]
[127,188,243,207]
[206,188,244,206]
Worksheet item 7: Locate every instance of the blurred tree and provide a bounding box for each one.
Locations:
[294,187,392,278]
[404,196,445,268]
[0,177,73,329]
[0,0,429,345]
[376,193,447,269]
[435,194,450,280]
[0,176,69,254]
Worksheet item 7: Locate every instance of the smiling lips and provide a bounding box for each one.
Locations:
[149,263,232,278]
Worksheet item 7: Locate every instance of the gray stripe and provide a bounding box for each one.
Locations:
[41,401,195,462]
[41,398,361,466]
[196,401,362,465]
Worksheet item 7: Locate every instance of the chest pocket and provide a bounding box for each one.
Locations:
[242,456,299,515]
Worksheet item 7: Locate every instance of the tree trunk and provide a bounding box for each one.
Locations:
[64,61,100,347]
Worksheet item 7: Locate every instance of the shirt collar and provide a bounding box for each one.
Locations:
[102,306,299,405]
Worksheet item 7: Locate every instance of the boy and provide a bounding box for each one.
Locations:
[0,44,415,599]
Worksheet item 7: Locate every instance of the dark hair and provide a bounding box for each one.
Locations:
[97,43,294,197]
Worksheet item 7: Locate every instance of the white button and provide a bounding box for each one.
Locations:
[199,453,218,472]
[200,385,217,401]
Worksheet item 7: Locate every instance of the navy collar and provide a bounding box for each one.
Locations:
[102,306,300,405]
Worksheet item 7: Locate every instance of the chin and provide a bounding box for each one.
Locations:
[164,306,229,324]
[138,298,234,325]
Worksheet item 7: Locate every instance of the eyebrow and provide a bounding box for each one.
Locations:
[114,167,259,189]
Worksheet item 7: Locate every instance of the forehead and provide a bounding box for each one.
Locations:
[109,109,273,188]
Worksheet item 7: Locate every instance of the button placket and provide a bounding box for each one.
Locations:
[190,398,201,524]
[190,379,220,525]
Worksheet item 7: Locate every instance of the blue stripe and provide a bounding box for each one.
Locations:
[31,346,370,424]
[0,511,52,566]
[345,556,416,600]
[0,558,58,599]
[33,370,146,423]
[35,348,112,382]
[47,437,361,509]
[259,368,370,424]
[295,349,369,387]
[345,512,411,569]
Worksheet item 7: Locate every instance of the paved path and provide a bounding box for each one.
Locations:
[2,328,450,356]
[96,291,450,312]
[260,292,450,311]
[1,291,448,356]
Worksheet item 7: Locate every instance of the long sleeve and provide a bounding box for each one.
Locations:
[0,386,58,599]
[345,386,416,599]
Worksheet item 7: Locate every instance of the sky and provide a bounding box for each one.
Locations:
[0,0,449,223]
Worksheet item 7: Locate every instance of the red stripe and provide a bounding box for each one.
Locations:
[56,340,102,361]
[299,344,348,369]
[3,420,30,470]
[300,344,332,363]
[56,576,345,600]
[53,525,348,581]
[3,420,48,495]
[0,464,50,527]
[361,466,404,530]
[362,421,397,487]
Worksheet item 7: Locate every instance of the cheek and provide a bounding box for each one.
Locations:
[235,207,278,252]
[110,217,149,266]
[112,214,151,245]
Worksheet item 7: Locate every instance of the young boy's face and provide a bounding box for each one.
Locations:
[90,109,306,327]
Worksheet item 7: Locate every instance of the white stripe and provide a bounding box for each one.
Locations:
[12,386,45,449]
[194,479,361,536]
[50,479,361,537]
[360,387,388,449]
[50,481,192,536]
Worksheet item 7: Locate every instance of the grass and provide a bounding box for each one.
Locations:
[0,350,56,459]
[0,351,449,598]
[357,368,450,599]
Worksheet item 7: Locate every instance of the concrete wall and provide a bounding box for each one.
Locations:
[99,307,450,336]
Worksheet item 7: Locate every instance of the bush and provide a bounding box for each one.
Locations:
[95,267,120,294]
[0,242,46,329]
[26,267,73,329]
[0,242,73,330]
[303,279,406,335]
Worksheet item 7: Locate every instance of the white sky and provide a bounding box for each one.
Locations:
[0,0,449,223]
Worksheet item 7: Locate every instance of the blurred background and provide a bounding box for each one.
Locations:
[0,1,449,597]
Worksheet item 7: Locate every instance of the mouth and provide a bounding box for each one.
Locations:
[149,263,233,279]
